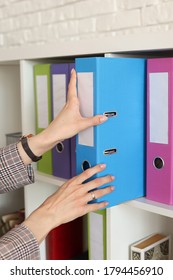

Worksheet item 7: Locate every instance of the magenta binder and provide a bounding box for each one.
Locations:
[69,63,76,177]
[146,58,173,204]
[51,64,71,179]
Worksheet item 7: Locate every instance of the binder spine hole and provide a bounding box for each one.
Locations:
[104,111,117,118]
[56,142,64,153]
[82,160,91,171]
[104,148,117,155]
[153,157,164,169]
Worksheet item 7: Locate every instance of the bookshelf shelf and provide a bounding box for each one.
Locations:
[35,171,66,187]
[1,32,173,260]
[1,31,173,63]
[126,198,173,219]
[35,169,173,218]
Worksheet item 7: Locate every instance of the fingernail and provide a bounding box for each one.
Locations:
[111,175,115,180]
[100,164,106,169]
[71,68,74,75]
[110,186,115,191]
[100,116,108,123]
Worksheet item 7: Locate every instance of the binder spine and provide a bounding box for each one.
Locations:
[76,57,146,208]
[88,209,107,260]
[51,63,71,179]
[146,58,173,204]
[34,64,53,175]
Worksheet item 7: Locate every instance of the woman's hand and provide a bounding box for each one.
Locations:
[23,164,114,243]
[18,69,107,165]
[41,69,107,145]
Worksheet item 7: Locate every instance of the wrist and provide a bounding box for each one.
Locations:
[23,206,54,244]
[17,129,60,166]
[17,133,44,165]
[21,135,42,162]
[22,132,54,161]
[40,124,63,148]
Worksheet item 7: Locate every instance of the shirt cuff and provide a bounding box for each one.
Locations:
[0,143,35,193]
[0,223,40,260]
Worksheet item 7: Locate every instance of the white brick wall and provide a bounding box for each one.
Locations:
[0,0,173,48]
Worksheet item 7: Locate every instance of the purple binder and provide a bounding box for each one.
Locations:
[69,63,76,177]
[51,64,71,179]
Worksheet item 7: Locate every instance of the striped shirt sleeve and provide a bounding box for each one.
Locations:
[0,143,40,259]
[0,223,40,260]
[0,143,34,193]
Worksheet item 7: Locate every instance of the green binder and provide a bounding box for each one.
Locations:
[34,64,52,175]
[88,209,107,260]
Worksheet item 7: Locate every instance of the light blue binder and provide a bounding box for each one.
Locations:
[76,57,146,208]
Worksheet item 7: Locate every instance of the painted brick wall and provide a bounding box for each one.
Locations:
[0,0,172,49]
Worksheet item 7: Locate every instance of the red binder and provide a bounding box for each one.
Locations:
[46,217,83,260]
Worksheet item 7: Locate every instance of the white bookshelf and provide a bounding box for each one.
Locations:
[126,198,173,218]
[1,32,173,259]
[0,63,24,216]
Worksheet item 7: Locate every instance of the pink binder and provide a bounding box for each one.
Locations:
[146,57,173,204]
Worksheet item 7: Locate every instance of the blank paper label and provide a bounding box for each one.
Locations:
[149,72,168,144]
[36,75,48,128]
[78,72,94,147]
[89,212,104,260]
[52,74,66,118]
